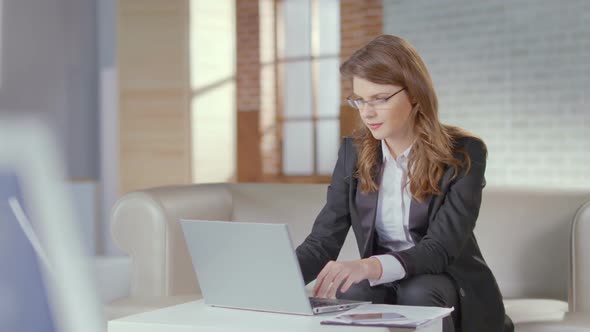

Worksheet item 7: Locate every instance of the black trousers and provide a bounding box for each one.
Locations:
[336,274,460,332]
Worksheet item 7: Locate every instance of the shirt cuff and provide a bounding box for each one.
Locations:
[367,254,407,286]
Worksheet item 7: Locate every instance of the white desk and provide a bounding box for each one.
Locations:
[108,300,443,332]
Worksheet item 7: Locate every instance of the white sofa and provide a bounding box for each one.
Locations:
[107,183,590,331]
[94,256,131,306]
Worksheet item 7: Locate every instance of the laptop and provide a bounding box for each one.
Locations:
[180,219,371,315]
[0,117,103,332]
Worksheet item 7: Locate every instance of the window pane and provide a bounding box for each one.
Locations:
[317,0,340,55]
[259,0,275,63]
[316,120,339,175]
[316,58,340,118]
[190,0,236,90]
[261,130,279,176]
[190,0,236,184]
[282,0,311,58]
[283,61,313,119]
[283,121,314,175]
[260,65,276,130]
[192,82,236,183]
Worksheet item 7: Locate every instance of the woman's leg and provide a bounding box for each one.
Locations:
[335,274,460,331]
[395,274,460,332]
[335,279,396,304]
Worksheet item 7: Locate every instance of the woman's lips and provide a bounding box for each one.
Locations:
[368,123,382,130]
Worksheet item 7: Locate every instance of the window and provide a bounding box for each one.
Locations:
[259,0,341,181]
[190,0,237,183]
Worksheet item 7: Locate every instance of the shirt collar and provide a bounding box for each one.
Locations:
[381,140,412,163]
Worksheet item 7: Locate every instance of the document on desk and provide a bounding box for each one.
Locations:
[320,304,454,328]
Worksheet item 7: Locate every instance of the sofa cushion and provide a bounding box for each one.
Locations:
[505,299,568,324]
[512,312,590,332]
[93,256,131,304]
[475,190,589,301]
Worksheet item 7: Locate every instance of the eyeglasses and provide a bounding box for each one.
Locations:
[346,87,406,110]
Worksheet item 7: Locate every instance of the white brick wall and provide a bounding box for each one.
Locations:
[383,0,590,189]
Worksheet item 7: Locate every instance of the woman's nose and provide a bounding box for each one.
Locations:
[359,103,376,117]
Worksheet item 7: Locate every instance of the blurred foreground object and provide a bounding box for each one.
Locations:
[0,116,103,332]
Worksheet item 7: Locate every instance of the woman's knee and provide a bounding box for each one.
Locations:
[396,280,437,306]
[395,274,457,307]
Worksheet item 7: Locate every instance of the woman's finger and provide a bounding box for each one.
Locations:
[313,262,333,295]
[328,271,349,298]
[316,264,342,297]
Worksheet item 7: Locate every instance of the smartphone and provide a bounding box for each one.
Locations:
[339,312,406,323]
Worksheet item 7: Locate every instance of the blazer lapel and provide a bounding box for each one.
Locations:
[426,165,455,222]
[351,145,442,256]
[352,159,435,253]
[354,156,384,258]
[408,195,432,243]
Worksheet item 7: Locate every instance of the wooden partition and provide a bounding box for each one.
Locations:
[118,1,191,194]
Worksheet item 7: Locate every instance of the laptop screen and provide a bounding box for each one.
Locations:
[0,170,56,332]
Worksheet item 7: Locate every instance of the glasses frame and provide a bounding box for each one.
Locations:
[346,87,406,110]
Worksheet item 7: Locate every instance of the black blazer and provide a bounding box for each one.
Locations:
[296,136,507,332]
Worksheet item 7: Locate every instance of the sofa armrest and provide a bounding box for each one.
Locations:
[571,198,590,312]
[110,184,233,298]
[111,192,168,297]
[93,255,131,304]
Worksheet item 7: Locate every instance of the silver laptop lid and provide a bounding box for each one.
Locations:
[180,220,314,315]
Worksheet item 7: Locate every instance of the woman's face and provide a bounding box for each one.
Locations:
[351,76,414,142]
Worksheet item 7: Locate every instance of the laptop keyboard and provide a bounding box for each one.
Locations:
[309,297,347,308]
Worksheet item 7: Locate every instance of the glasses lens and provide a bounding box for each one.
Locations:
[347,99,360,109]
[372,98,386,106]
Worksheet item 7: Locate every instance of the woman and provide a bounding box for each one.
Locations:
[295,35,513,332]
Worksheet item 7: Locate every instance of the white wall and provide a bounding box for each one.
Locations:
[0,0,99,180]
[384,0,590,189]
[0,0,4,89]
[98,0,120,255]
[0,0,122,255]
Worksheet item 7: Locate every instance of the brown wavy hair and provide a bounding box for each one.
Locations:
[340,35,480,202]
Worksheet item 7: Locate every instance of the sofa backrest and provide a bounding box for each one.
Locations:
[112,182,589,304]
[228,184,589,301]
[227,183,359,261]
[474,188,588,301]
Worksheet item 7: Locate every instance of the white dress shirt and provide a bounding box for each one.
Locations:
[367,140,414,286]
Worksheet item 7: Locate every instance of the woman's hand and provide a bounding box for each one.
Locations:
[313,258,383,298]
